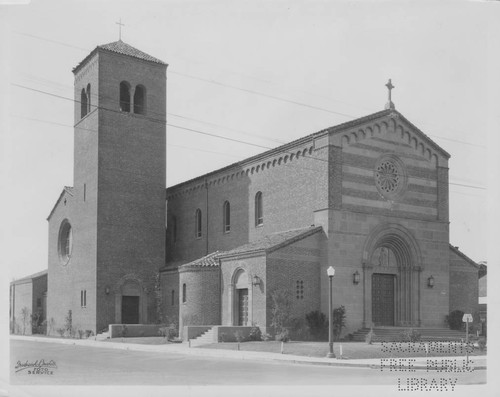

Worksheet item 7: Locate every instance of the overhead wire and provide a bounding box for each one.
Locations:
[12,30,485,149]
[11,83,486,191]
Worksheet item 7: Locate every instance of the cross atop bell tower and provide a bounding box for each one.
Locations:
[385,79,395,110]
[116,18,125,41]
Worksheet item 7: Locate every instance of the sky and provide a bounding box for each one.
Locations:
[1,1,499,395]
[1,2,498,284]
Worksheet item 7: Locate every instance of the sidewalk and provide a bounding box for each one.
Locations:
[10,335,486,370]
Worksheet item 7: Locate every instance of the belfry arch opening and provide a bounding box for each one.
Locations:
[363,225,422,328]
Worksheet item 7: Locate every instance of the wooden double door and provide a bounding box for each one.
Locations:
[121,296,140,324]
[372,274,395,326]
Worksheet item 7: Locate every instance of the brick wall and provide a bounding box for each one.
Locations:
[266,232,323,332]
[166,139,327,265]
[178,267,220,336]
[160,268,179,324]
[449,248,479,316]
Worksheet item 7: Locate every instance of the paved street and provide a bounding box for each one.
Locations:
[10,339,486,387]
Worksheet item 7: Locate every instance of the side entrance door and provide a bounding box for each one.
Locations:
[121,296,140,324]
[238,289,248,326]
[372,274,395,326]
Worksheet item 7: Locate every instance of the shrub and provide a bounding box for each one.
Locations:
[31,312,43,334]
[275,328,290,342]
[289,317,310,341]
[305,311,328,341]
[56,327,65,337]
[399,328,421,343]
[158,327,168,338]
[234,331,245,343]
[446,310,465,330]
[365,328,375,344]
[77,329,84,339]
[248,326,262,341]
[219,332,227,342]
[477,337,486,352]
[333,306,346,341]
[261,332,272,341]
[85,330,94,338]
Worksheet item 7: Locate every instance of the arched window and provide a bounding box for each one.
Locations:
[255,191,263,226]
[133,85,146,115]
[182,283,187,303]
[80,88,88,118]
[58,220,73,265]
[195,209,202,238]
[120,81,131,112]
[223,201,231,233]
[86,84,91,115]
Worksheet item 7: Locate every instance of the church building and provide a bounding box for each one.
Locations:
[10,40,480,338]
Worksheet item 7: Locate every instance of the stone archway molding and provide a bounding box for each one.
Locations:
[362,223,423,328]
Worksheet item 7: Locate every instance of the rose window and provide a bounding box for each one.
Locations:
[376,161,399,193]
[374,155,407,199]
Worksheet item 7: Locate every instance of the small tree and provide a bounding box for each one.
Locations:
[332,306,346,341]
[305,311,328,340]
[64,310,73,337]
[20,307,31,335]
[47,317,56,336]
[270,289,291,337]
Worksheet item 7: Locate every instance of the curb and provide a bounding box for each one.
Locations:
[10,335,486,371]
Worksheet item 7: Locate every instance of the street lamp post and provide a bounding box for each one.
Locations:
[327,266,336,358]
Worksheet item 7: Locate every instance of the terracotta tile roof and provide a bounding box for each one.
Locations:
[98,40,167,65]
[220,226,323,257]
[73,40,167,73]
[179,251,224,269]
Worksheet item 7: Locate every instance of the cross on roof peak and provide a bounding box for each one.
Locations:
[116,18,125,41]
[385,79,395,110]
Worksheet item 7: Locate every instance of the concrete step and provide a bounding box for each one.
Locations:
[189,328,215,346]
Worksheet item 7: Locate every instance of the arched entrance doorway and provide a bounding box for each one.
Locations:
[362,224,422,327]
[114,274,146,324]
[231,269,249,326]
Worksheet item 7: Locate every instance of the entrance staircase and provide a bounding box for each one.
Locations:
[351,327,468,342]
[189,327,215,347]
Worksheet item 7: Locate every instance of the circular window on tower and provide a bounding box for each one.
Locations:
[58,220,73,265]
[374,154,407,200]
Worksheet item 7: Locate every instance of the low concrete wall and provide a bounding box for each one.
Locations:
[183,326,212,341]
[109,324,164,338]
[213,326,255,342]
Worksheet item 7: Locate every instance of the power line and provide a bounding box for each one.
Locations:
[16,72,286,145]
[11,83,486,191]
[14,30,485,149]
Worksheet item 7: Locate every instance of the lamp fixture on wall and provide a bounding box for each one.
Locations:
[252,275,261,286]
[353,271,360,285]
[427,275,434,288]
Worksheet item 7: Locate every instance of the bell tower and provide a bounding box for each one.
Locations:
[69,41,167,331]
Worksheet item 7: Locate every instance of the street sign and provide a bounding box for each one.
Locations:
[462,313,473,322]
